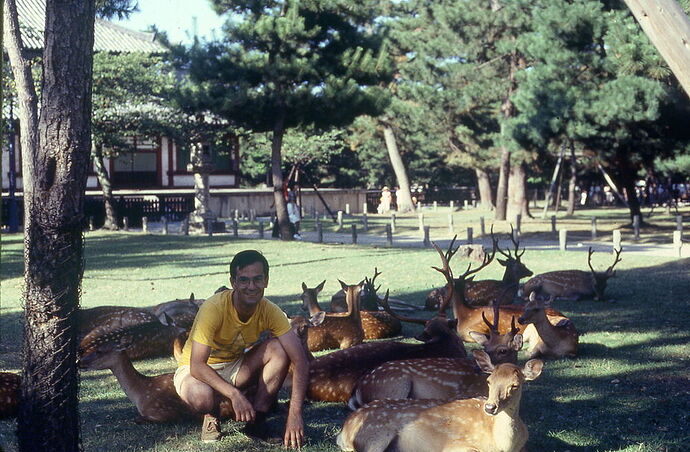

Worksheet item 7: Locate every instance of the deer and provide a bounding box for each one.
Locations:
[79,314,323,423]
[300,277,401,341]
[518,293,579,359]
[522,247,623,301]
[0,372,20,419]
[307,306,467,403]
[349,296,525,409]
[147,293,203,331]
[302,280,366,351]
[431,236,568,343]
[337,350,544,452]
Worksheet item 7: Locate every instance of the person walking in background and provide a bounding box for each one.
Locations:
[286,191,302,239]
[377,186,392,214]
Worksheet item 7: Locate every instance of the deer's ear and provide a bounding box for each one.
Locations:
[523,359,544,381]
[497,258,507,266]
[316,280,326,293]
[339,279,348,291]
[301,282,308,292]
[310,311,326,327]
[511,334,524,351]
[190,293,195,302]
[469,331,488,346]
[473,350,494,374]
[447,318,459,329]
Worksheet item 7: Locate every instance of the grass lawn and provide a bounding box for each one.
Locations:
[1,206,689,451]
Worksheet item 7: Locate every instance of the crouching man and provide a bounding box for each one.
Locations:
[174,249,308,448]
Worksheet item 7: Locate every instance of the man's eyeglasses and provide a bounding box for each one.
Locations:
[234,275,267,288]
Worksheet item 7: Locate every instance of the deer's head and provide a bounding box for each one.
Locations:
[469,295,522,364]
[300,280,326,313]
[496,225,533,281]
[588,247,622,300]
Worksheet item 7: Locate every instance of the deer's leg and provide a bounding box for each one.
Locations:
[235,338,290,413]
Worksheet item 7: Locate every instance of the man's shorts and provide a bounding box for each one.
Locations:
[173,358,244,396]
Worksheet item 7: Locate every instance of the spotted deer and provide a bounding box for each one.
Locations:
[518,293,578,359]
[302,280,366,351]
[300,278,401,341]
[307,310,466,403]
[80,315,321,423]
[0,372,20,419]
[337,350,544,452]
[523,247,622,301]
[147,293,203,331]
[350,299,525,409]
[431,237,568,343]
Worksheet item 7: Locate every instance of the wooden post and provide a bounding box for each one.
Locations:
[433,201,438,211]
[449,200,455,211]
[551,215,557,234]
[386,224,393,246]
[88,216,94,231]
[391,213,396,234]
[677,215,683,233]
[232,219,238,238]
[346,203,351,215]
[448,213,454,233]
[479,216,486,236]
[467,227,473,245]
[142,216,148,233]
[162,217,168,235]
[206,219,213,237]
[416,201,421,211]
[181,217,189,235]
[258,221,264,239]
[363,202,367,215]
[633,215,641,240]
[351,224,357,244]
[463,199,469,210]
[673,230,683,257]
[123,217,129,232]
[423,225,431,247]
[559,229,568,251]
[234,209,239,222]
[418,212,425,233]
[613,229,622,253]
[337,210,344,231]
[362,212,369,232]
[317,221,323,243]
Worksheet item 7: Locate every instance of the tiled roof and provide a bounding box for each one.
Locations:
[10,0,167,53]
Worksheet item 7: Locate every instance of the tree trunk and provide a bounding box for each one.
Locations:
[494,146,510,220]
[92,145,118,230]
[566,142,577,216]
[381,124,414,212]
[475,168,494,211]
[5,1,96,450]
[272,107,292,240]
[506,162,531,223]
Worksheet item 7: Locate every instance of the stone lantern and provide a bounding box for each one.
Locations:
[187,141,222,233]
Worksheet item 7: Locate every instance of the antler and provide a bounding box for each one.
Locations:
[376,289,428,325]
[496,224,525,260]
[364,267,382,294]
[458,230,497,281]
[431,236,459,316]
[606,247,623,274]
[587,247,596,274]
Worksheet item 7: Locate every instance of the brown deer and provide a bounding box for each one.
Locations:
[0,372,20,419]
[80,315,321,423]
[518,293,579,359]
[350,299,524,409]
[307,309,466,403]
[300,277,401,341]
[147,293,203,331]
[523,247,623,301]
[337,350,544,452]
[431,237,568,343]
[302,280,366,351]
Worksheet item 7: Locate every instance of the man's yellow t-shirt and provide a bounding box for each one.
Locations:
[177,289,291,366]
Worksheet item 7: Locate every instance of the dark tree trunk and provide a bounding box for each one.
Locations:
[5,0,95,450]
[271,107,292,240]
[92,145,118,230]
[475,168,494,211]
[566,143,577,216]
[381,124,414,212]
[495,146,510,221]
[506,162,531,222]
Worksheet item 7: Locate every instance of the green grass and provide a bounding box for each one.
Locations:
[1,211,689,451]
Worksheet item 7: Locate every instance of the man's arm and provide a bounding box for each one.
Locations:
[189,340,255,422]
[277,330,309,449]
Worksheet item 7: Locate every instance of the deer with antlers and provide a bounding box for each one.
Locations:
[337,350,544,452]
[79,314,323,423]
[518,293,579,359]
[301,276,401,341]
[523,247,622,301]
[299,280,366,351]
[350,290,525,409]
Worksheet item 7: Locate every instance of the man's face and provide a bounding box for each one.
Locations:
[231,261,268,306]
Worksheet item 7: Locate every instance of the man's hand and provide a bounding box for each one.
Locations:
[229,390,255,423]
[283,412,304,449]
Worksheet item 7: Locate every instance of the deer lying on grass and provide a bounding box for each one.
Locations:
[518,293,579,359]
[301,277,401,341]
[301,280,366,351]
[337,350,544,452]
[307,307,466,403]
[147,293,203,330]
[523,247,622,301]
[80,315,322,423]
[431,237,568,343]
[0,372,20,419]
[350,300,525,409]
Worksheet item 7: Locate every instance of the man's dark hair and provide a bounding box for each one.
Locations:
[229,250,269,280]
